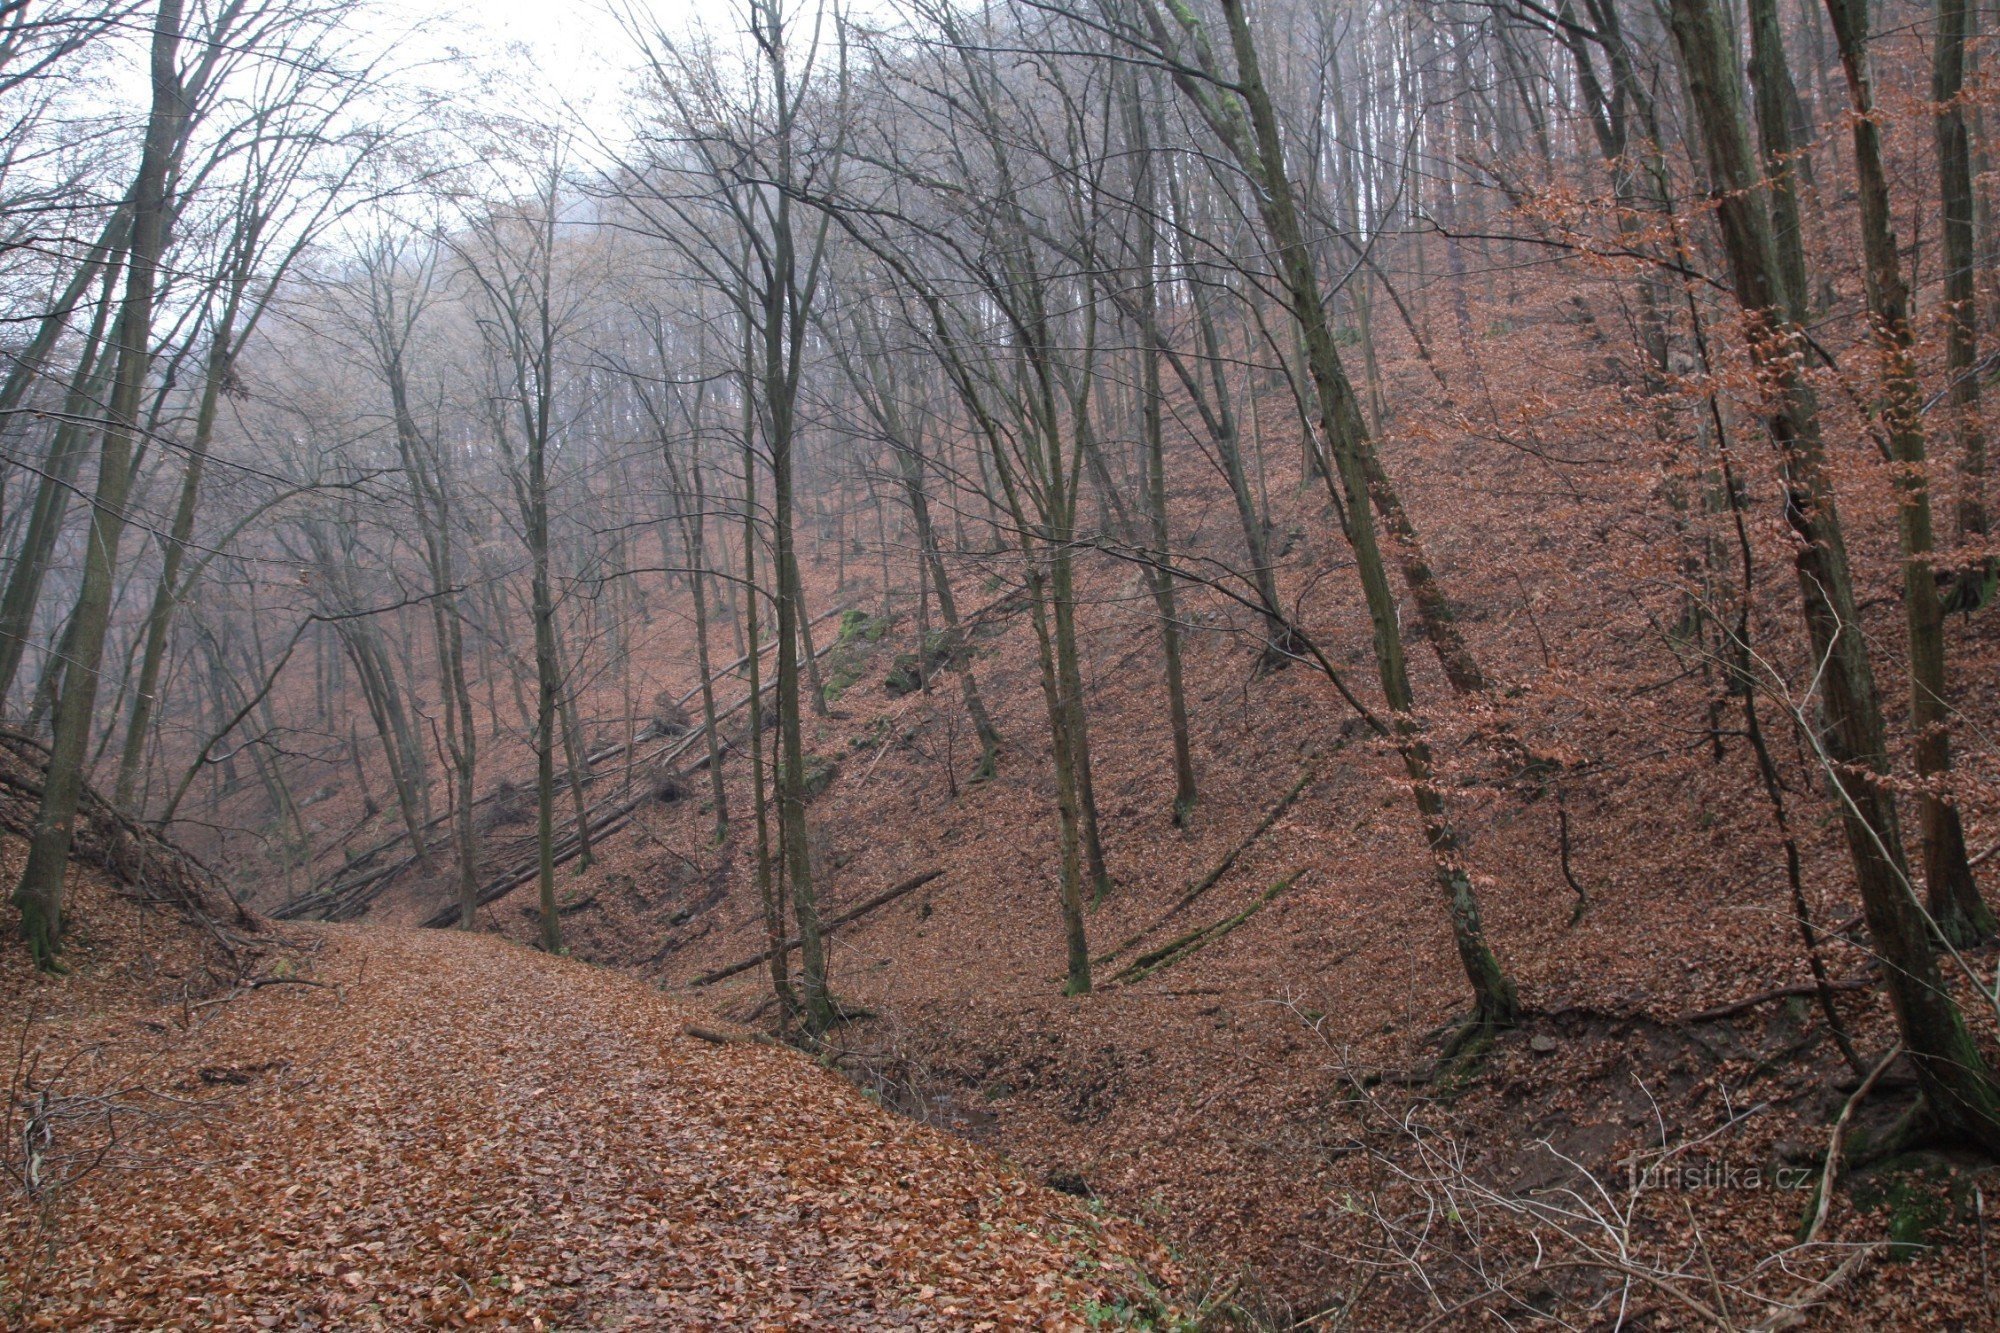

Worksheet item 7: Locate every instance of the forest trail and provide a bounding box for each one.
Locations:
[3,922,1172,1329]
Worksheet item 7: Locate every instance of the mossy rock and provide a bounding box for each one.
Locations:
[780,751,840,801]
[824,611,894,705]
[885,634,955,697]
[836,608,892,645]
[884,653,923,697]
[820,662,862,705]
[849,718,892,751]
[1850,1150,1979,1260]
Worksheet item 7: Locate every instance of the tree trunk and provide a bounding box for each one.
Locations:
[1028,564,1093,994]
[1937,0,1988,546]
[1670,0,2000,1150]
[901,431,1002,779]
[12,0,184,968]
[0,271,119,710]
[688,463,729,842]
[772,376,831,1030]
[1823,0,1992,944]
[1130,75,1197,824]
[530,438,563,955]
[114,332,230,811]
[742,391,793,1022]
[1154,0,1517,1025]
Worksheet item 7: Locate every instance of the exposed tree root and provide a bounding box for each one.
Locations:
[1799,1043,1903,1244]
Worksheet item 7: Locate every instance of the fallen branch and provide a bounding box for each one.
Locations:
[518,894,597,918]
[1801,1044,1902,1245]
[1111,870,1304,986]
[416,799,643,928]
[690,869,944,986]
[1095,762,1316,967]
[1171,767,1314,917]
[279,608,849,920]
[1752,1243,1886,1332]
[683,1023,776,1047]
[187,975,336,1013]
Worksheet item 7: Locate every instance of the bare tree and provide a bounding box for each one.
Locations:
[11,0,186,968]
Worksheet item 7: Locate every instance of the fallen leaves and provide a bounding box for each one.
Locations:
[2,923,1175,1328]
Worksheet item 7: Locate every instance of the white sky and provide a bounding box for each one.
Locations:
[379,0,707,153]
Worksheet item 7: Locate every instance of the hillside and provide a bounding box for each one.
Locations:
[286,498,1999,1327]
[197,341,2000,1324]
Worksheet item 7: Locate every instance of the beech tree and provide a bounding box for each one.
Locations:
[619,0,848,1030]
[1102,0,1519,1033]
[12,0,186,967]
[1667,0,2000,1153]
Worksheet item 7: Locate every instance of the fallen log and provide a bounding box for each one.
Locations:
[517,894,598,918]
[417,798,643,928]
[1110,870,1304,986]
[1094,761,1317,967]
[683,1023,777,1047]
[1169,766,1315,917]
[279,607,850,919]
[690,868,944,986]
[298,684,747,923]
[1750,1243,1885,1332]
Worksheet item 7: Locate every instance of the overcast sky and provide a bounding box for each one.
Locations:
[386,0,702,151]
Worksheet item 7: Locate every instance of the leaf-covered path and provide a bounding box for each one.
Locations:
[6,925,1171,1329]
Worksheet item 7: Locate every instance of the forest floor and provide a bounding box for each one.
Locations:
[202,394,2000,1326]
[0,850,1179,1329]
[404,544,2000,1328]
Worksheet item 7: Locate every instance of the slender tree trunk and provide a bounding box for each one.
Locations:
[554,638,594,871]
[12,0,184,968]
[754,89,834,1028]
[1824,0,1991,944]
[114,332,230,811]
[1130,78,1197,824]
[772,370,830,1029]
[443,587,479,931]
[341,619,430,866]
[791,545,831,719]
[530,447,563,954]
[0,200,131,426]
[1140,359,1196,826]
[1154,0,1517,1025]
[1937,0,1988,546]
[387,339,480,929]
[1050,545,1112,903]
[1670,0,2000,1149]
[0,269,120,709]
[1028,564,1092,993]
[1747,0,1814,324]
[1186,275,1292,658]
[687,457,729,842]
[900,432,1001,779]
[743,384,793,1022]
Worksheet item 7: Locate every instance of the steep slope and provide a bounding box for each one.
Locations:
[4,870,1176,1327]
[466,549,2000,1327]
[208,249,2000,1326]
